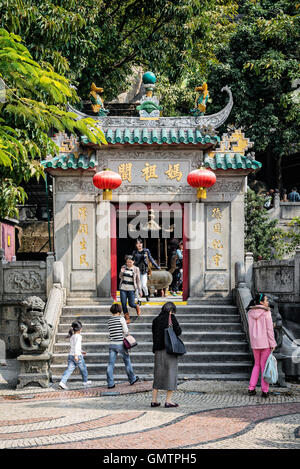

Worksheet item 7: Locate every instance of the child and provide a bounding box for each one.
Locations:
[247,293,277,398]
[59,320,92,390]
[107,303,139,389]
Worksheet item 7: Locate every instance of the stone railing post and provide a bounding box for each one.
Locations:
[245,252,254,292]
[234,262,252,352]
[274,192,280,209]
[235,261,246,288]
[295,247,300,302]
[46,252,55,297]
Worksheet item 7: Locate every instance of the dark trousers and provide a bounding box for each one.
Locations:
[170,269,181,292]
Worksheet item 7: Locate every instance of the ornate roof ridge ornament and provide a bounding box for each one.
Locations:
[190,82,210,117]
[89,82,109,116]
[136,71,163,120]
[67,86,233,130]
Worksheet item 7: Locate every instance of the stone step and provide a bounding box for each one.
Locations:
[52,351,251,365]
[56,331,247,342]
[61,305,238,316]
[51,361,253,376]
[59,314,241,324]
[57,322,243,333]
[54,341,249,354]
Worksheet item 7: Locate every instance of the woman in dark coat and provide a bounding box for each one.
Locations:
[151,302,182,408]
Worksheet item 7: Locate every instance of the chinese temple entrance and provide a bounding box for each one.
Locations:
[111,203,189,301]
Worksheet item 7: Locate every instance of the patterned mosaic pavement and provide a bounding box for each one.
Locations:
[0,379,300,449]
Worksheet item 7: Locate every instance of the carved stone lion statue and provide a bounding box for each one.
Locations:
[19,296,53,354]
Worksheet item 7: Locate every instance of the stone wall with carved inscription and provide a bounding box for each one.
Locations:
[253,259,296,303]
[205,203,230,292]
[54,184,98,296]
[0,260,46,302]
[0,261,47,355]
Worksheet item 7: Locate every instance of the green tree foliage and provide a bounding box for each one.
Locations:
[281,216,300,255]
[205,0,300,188]
[245,189,285,260]
[0,0,238,100]
[0,28,105,218]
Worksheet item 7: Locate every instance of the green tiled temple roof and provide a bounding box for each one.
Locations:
[204,153,262,170]
[81,128,220,146]
[41,153,97,170]
[42,152,261,171]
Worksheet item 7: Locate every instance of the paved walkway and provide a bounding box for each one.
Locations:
[0,378,300,449]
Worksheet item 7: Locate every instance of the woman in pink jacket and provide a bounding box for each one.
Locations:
[247,292,277,398]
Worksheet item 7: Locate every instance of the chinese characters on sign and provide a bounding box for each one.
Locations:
[119,163,133,183]
[165,164,183,182]
[116,161,186,184]
[72,204,94,270]
[141,163,158,182]
[206,204,229,270]
[79,206,89,267]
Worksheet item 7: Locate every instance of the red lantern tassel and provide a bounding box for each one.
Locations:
[197,187,206,199]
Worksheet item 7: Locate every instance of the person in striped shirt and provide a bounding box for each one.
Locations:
[106,303,139,389]
[119,255,142,324]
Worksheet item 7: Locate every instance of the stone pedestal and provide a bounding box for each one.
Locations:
[17,352,52,389]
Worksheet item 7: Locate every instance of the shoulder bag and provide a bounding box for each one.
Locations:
[164,313,186,356]
[123,335,137,350]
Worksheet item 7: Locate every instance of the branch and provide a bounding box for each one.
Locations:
[107,12,173,73]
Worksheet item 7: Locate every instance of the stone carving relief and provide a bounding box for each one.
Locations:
[5,270,45,293]
[56,179,97,193]
[116,184,195,194]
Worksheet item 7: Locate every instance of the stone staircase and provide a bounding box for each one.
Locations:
[51,302,253,382]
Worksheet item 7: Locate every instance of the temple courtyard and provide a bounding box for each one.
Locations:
[0,372,300,450]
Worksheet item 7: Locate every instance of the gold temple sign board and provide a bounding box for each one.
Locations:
[108,160,188,185]
[71,204,95,270]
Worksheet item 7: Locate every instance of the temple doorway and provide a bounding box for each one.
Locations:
[111,203,188,301]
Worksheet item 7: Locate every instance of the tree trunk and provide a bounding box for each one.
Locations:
[276,154,283,191]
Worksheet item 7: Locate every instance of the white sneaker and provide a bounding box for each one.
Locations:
[83,381,92,386]
[59,382,68,390]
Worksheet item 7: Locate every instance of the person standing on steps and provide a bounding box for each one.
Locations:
[247,293,277,398]
[119,255,142,324]
[59,320,92,390]
[106,303,139,389]
[151,302,182,408]
[132,238,160,302]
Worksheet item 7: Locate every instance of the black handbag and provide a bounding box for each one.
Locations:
[164,313,186,356]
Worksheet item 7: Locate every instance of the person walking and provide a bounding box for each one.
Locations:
[132,238,160,302]
[151,302,182,408]
[169,240,183,296]
[59,320,92,390]
[119,255,142,324]
[106,303,139,389]
[247,293,277,398]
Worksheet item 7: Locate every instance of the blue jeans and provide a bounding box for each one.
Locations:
[120,289,137,314]
[107,344,136,387]
[60,354,88,384]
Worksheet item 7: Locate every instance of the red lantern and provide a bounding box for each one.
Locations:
[93,169,122,200]
[187,167,216,199]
